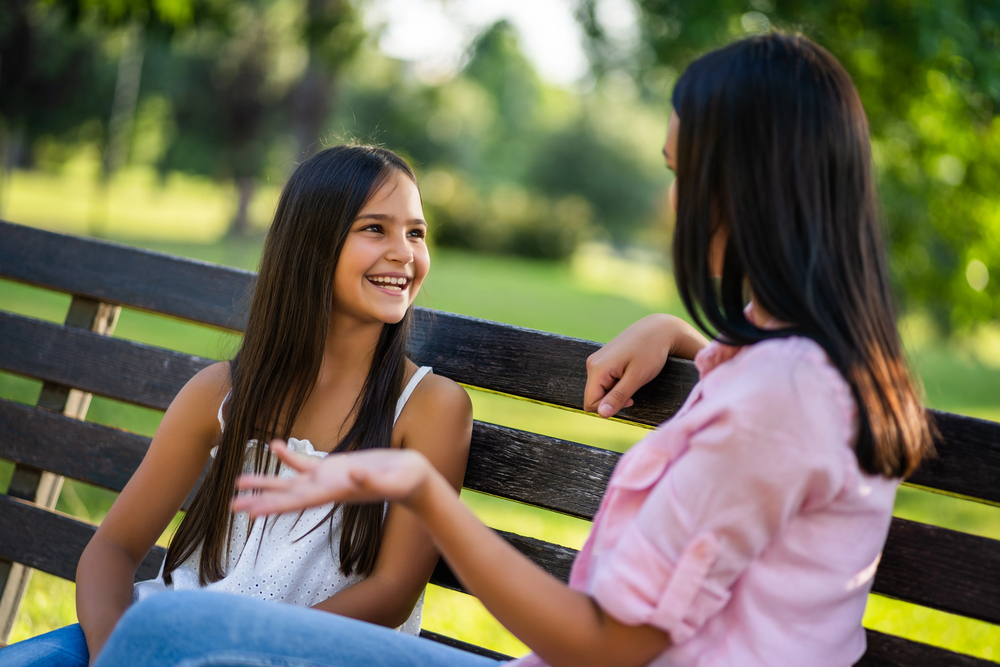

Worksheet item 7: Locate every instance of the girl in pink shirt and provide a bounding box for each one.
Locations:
[94,32,934,667]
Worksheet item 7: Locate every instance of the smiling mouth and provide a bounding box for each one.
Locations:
[367,275,411,292]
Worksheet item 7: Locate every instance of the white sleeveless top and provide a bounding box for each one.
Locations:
[133,366,434,635]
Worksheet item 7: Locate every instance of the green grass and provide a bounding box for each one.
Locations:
[2,167,1000,660]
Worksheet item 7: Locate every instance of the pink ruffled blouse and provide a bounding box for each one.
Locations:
[510,332,899,667]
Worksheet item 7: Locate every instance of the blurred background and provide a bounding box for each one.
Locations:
[1,0,999,660]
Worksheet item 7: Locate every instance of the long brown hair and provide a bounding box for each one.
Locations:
[671,34,934,478]
[164,145,419,585]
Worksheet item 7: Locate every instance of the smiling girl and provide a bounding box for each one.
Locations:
[0,145,472,666]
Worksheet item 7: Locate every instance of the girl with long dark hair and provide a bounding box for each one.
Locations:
[0,145,473,666]
[92,33,932,667]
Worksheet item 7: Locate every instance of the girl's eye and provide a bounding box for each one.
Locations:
[408,228,426,239]
[361,224,382,233]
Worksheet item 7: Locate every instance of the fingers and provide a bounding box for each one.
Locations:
[268,439,318,473]
[234,491,323,518]
[235,473,292,491]
[584,355,624,414]
[595,365,646,418]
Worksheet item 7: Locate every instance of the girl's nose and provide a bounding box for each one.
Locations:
[385,231,413,264]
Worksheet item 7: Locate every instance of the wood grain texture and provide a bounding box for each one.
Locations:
[0,399,614,518]
[408,308,699,426]
[0,219,254,331]
[856,630,996,667]
[907,411,1000,506]
[873,518,1000,625]
[0,399,204,510]
[429,529,576,595]
[0,312,211,411]
[464,421,619,520]
[0,495,164,582]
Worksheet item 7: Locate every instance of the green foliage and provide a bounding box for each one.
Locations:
[529,121,660,245]
[579,0,1000,330]
[0,1,117,156]
[332,20,668,257]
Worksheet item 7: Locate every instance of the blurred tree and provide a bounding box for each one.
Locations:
[38,0,231,233]
[529,120,659,246]
[578,0,1000,329]
[290,0,364,158]
[153,0,365,235]
[0,0,115,212]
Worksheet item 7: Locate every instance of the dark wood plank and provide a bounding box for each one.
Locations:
[464,421,619,520]
[907,411,1000,506]
[0,399,204,510]
[1,395,620,520]
[873,518,1000,626]
[0,219,254,331]
[0,398,614,518]
[856,629,995,667]
[0,492,574,597]
[419,630,513,662]
[0,495,164,583]
[429,530,576,595]
[408,308,699,426]
[0,312,211,411]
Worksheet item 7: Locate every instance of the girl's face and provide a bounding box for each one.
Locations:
[664,111,728,279]
[332,172,429,326]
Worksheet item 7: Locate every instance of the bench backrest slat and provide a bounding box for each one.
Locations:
[910,411,1000,506]
[0,312,211,412]
[408,310,699,426]
[0,397,614,520]
[0,220,254,331]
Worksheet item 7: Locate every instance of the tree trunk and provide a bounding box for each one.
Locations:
[290,61,332,159]
[229,176,256,237]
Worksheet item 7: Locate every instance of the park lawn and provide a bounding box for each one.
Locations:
[1,169,999,660]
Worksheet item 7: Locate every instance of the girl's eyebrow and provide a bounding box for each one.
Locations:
[355,213,427,226]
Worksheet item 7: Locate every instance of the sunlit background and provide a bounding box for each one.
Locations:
[1,0,999,660]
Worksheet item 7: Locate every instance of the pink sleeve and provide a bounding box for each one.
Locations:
[591,342,853,643]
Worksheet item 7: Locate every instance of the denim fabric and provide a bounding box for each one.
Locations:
[0,623,89,667]
[93,591,504,667]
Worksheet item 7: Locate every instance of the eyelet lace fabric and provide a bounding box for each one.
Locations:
[133,367,433,636]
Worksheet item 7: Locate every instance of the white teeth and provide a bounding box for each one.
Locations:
[368,276,408,289]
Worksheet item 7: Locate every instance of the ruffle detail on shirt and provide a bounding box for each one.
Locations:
[610,428,689,491]
[592,522,728,645]
[210,437,327,460]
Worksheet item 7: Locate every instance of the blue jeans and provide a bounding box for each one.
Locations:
[0,623,89,666]
[93,591,506,667]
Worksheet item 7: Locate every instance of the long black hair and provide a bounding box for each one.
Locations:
[671,33,934,478]
[164,145,418,585]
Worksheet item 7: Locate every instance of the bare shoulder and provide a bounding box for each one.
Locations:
[410,372,472,422]
[181,361,232,405]
[395,371,472,452]
[161,361,232,440]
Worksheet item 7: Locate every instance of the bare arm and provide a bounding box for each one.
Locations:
[76,363,228,661]
[235,447,670,667]
[310,374,472,627]
[584,314,709,418]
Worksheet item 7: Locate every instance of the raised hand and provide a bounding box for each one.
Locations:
[231,440,433,518]
[584,314,709,418]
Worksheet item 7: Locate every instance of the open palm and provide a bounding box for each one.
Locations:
[232,440,431,517]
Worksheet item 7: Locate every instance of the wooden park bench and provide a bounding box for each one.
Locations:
[0,218,998,665]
